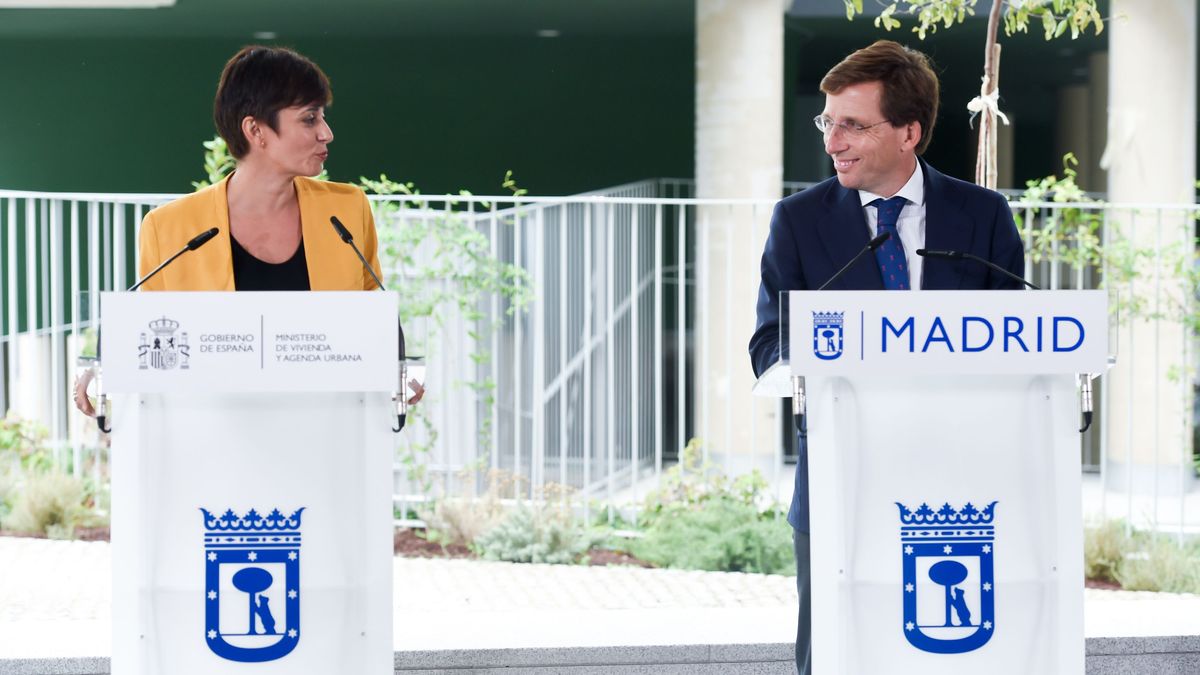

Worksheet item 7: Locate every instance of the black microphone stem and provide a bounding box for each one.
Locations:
[127,227,219,292]
[128,248,188,292]
[816,232,891,291]
[915,249,1039,290]
[330,216,387,291]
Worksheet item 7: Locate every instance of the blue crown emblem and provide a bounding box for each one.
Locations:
[896,499,998,655]
[896,501,997,526]
[201,507,305,532]
[201,505,305,663]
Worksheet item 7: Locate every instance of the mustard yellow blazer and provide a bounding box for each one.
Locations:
[137,175,383,291]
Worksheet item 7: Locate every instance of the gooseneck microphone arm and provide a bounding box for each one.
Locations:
[329,215,411,433]
[128,227,219,292]
[915,248,1040,290]
[817,232,891,291]
[94,227,219,434]
[329,216,388,292]
[786,232,892,436]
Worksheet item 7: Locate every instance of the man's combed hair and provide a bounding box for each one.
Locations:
[213,46,333,159]
[820,40,940,155]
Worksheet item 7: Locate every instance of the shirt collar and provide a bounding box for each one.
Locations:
[858,160,925,208]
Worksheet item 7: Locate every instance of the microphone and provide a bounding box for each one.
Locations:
[330,216,388,292]
[330,215,412,432]
[816,232,891,291]
[127,227,219,292]
[915,248,1040,290]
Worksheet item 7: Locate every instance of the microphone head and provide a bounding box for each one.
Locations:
[867,231,891,250]
[186,227,219,251]
[916,248,964,259]
[330,216,354,243]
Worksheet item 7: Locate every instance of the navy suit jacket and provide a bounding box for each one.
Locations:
[748,160,1025,532]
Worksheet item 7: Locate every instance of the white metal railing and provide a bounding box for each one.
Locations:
[1,183,1197,537]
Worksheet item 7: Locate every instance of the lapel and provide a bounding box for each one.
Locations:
[295,177,345,291]
[920,160,975,290]
[814,181,883,290]
[205,176,236,291]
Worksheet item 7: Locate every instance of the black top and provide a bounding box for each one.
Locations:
[230,235,311,291]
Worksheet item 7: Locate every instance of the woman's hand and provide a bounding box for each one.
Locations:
[73,369,97,417]
[406,378,425,405]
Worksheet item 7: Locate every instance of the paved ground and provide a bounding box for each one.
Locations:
[1,537,1198,659]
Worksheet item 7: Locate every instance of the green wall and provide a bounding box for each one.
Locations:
[0,36,694,196]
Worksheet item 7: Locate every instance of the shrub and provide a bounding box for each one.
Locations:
[0,412,51,473]
[1083,520,1200,594]
[1083,519,1127,584]
[4,472,95,539]
[1115,532,1200,594]
[628,438,792,575]
[473,484,601,564]
[420,469,517,547]
[630,497,794,575]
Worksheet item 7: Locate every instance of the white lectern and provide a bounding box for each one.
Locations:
[758,290,1109,675]
[100,291,398,675]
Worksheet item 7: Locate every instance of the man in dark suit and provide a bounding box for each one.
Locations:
[747,40,1024,674]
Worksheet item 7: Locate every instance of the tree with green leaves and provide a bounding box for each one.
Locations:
[843,0,1103,189]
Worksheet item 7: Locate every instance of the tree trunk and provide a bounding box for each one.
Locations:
[975,0,1004,189]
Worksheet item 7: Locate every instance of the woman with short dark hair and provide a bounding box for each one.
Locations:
[74,46,422,415]
[138,45,381,292]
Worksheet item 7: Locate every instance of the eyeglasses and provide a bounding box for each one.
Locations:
[813,115,891,137]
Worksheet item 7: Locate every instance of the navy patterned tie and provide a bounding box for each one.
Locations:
[871,197,910,290]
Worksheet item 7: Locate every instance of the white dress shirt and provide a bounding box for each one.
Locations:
[858,162,926,290]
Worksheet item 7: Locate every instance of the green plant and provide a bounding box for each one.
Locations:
[630,497,795,575]
[421,469,518,547]
[1015,152,1199,329]
[4,471,96,539]
[640,438,778,527]
[0,412,53,475]
[0,472,14,525]
[473,483,601,564]
[629,438,791,575]
[1083,520,1200,594]
[1083,519,1126,584]
[191,136,237,190]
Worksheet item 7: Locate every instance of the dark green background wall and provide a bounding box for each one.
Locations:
[0,18,1117,197]
[0,36,695,196]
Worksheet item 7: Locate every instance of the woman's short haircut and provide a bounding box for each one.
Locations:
[213,46,333,159]
[820,40,940,155]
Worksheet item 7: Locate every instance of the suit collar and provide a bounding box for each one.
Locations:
[815,180,883,290]
[295,177,346,291]
[919,158,976,290]
[205,176,236,291]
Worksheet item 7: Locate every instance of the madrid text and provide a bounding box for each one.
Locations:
[881,316,1085,353]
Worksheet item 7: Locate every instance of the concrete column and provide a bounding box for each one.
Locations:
[1056,85,1091,188]
[1105,0,1196,498]
[1088,51,1109,193]
[695,0,785,471]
